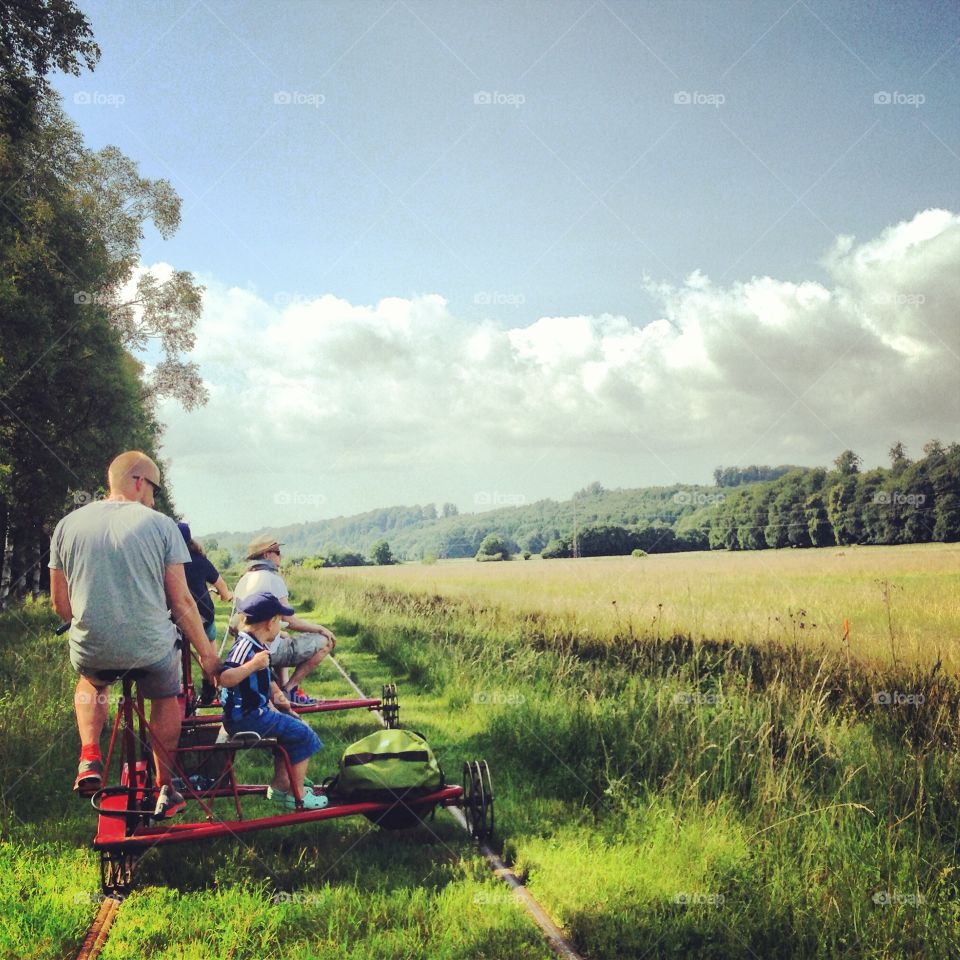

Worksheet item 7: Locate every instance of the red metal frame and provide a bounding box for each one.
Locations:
[93,649,463,858]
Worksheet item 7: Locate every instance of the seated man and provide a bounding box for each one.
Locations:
[50,451,221,818]
[232,534,335,705]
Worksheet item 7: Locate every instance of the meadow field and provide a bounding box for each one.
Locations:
[2,542,959,958]
[318,544,960,671]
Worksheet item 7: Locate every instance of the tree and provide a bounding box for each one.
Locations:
[476,533,512,561]
[1,0,99,138]
[68,135,207,409]
[207,547,233,571]
[371,539,394,565]
[889,441,909,473]
[834,450,863,476]
[805,493,835,547]
[441,502,458,518]
[573,481,606,499]
[0,62,207,605]
[541,537,572,559]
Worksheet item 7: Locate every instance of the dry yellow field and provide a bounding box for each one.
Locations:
[318,543,960,670]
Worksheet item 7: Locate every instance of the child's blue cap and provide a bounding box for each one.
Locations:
[237,591,295,624]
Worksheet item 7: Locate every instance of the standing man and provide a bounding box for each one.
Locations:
[233,534,336,705]
[50,451,222,818]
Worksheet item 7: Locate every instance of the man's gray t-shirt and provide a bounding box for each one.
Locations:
[49,500,191,670]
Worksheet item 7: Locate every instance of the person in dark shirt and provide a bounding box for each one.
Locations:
[177,522,232,641]
[220,591,327,810]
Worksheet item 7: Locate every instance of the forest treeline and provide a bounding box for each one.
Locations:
[213,444,960,563]
[534,444,960,558]
[208,482,724,562]
[0,3,204,606]
[701,443,960,551]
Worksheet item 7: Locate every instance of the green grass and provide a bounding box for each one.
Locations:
[5,542,960,958]
[0,601,553,960]
[282,562,960,958]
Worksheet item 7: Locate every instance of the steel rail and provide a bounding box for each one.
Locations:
[74,895,121,960]
[329,653,586,960]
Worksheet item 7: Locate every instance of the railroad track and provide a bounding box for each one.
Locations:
[74,653,584,960]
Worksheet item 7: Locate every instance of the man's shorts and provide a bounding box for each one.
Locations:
[270,632,329,668]
[73,645,181,699]
[204,620,217,642]
[224,709,323,764]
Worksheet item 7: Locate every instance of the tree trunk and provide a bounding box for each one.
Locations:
[0,524,12,611]
[32,541,42,601]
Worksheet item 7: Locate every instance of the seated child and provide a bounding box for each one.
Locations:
[220,590,327,810]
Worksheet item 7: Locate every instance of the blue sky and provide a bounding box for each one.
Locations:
[53,1,960,535]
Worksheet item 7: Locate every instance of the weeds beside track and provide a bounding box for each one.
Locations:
[290,561,960,959]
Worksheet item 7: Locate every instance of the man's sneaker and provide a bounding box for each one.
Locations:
[285,686,318,706]
[74,759,103,796]
[154,784,187,819]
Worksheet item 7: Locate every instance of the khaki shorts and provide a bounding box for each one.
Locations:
[75,645,181,699]
[269,632,329,668]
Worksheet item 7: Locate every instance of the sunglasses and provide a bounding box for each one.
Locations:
[133,475,162,494]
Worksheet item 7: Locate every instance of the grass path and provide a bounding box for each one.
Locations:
[0,602,554,960]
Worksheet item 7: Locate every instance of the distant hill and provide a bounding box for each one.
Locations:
[204,481,723,562]
[202,444,960,563]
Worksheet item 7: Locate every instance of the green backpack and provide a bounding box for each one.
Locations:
[333,729,444,827]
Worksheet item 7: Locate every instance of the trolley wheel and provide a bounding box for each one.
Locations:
[100,849,138,897]
[462,759,494,842]
[381,683,400,729]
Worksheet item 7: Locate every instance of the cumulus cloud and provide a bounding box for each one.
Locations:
[158,209,960,530]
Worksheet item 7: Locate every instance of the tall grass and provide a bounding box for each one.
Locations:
[289,564,960,959]
[319,544,960,669]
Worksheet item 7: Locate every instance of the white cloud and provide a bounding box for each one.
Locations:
[158,209,960,531]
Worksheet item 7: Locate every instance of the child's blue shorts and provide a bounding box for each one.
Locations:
[225,709,323,764]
